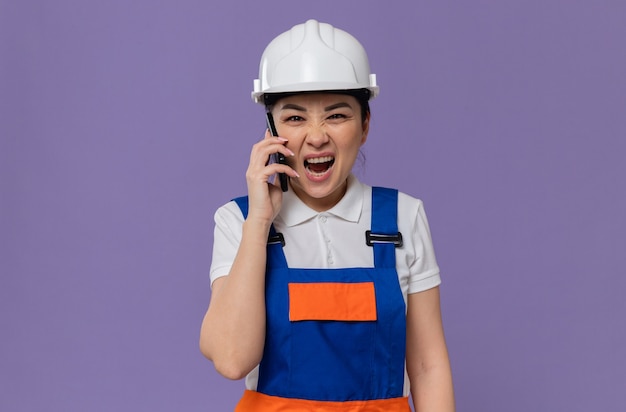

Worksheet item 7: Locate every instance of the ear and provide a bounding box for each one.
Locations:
[360,111,370,146]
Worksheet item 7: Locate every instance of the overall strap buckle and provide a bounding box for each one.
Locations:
[365,230,403,248]
[268,232,285,246]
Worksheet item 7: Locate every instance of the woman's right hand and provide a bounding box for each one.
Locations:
[245,129,297,224]
[200,128,296,378]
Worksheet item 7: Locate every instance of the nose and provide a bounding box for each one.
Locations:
[305,123,329,148]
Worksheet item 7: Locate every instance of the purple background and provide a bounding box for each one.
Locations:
[2,1,625,410]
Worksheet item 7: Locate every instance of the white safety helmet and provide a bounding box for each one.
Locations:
[252,19,379,105]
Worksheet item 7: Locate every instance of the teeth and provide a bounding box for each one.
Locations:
[306,156,334,164]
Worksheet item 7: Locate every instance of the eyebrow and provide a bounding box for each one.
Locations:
[324,102,353,111]
[280,103,307,111]
[279,102,354,112]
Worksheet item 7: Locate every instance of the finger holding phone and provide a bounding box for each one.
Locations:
[244,124,297,223]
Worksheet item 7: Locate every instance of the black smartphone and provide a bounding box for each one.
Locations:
[266,112,289,192]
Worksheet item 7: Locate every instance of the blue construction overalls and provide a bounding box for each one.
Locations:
[233,187,410,411]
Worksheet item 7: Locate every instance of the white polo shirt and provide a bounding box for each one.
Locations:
[209,175,442,394]
[209,174,441,302]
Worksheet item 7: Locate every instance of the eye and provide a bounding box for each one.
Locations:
[328,113,346,119]
[327,112,352,122]
[286,115,304,122]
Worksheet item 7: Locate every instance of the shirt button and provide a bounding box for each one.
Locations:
[320,216,327,223]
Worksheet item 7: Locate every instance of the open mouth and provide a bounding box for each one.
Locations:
[305,156,335,176]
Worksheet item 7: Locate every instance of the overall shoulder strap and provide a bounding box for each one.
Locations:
[368,187,402,269]
[233,196,249,218]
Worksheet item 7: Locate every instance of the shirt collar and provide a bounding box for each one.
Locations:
[278,174,365,227]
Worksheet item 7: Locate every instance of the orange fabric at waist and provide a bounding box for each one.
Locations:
[234,390,411,412]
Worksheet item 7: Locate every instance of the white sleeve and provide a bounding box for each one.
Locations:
[209,201,245,287]
[398,193,442,294]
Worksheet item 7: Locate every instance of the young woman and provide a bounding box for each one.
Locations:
[200,19,455,411]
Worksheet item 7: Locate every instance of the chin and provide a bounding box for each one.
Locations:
[310,180,347,199]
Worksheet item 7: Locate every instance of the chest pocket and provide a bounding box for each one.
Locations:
[288,282,377,321]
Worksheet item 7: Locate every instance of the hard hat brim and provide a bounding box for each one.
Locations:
[252,82,379,104]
